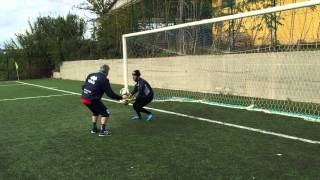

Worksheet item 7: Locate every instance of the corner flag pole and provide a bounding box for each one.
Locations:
[14,62,20,81]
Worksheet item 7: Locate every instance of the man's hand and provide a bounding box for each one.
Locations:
[120,95,136,106]
[120,99,130,105]
[122,94,128,99]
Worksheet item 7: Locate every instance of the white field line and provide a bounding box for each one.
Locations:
[0,94,74,102]
[154,99,320,123]
[16,81,320,145]
[0,84,26,87]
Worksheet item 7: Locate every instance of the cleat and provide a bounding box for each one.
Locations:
[131,115,142,120]
[146,113,153,121]
[90,128,99,134]
[99,130,112,137]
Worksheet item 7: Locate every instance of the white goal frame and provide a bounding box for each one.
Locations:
[122,0,320,90]
[121,0,320,121]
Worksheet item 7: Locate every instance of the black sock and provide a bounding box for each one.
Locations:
[101,124,106,132]
[92,122,97,130]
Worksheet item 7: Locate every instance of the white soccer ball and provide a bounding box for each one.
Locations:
[120,88,129,95]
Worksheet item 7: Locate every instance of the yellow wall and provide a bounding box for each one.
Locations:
[212,0,320,46]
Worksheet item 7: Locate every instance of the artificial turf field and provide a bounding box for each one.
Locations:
[0,79,320,180]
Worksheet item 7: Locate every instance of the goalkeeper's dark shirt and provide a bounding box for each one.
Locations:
[81,72,122,101]
[131,78,154,99]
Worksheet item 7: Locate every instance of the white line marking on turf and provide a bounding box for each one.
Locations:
[0,84,26,87]
[144,107,320,144]
[17,81,80,95]
[17,81,320,145]
[0,94,74,102]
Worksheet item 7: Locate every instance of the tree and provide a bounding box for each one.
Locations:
[4,14,89,79]
[78,0,119,17]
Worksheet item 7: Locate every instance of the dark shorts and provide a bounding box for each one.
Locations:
[133,96,153,109]
[81,98,109,117]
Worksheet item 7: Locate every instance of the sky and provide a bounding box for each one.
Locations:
[0,0,94,48]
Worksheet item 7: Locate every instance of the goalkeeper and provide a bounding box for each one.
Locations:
[127,70,154,121]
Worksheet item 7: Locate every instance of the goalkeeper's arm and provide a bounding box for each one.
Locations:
[130,83,145,100]
[130,85,138,97]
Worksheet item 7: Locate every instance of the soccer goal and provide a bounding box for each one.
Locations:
[122,0,320,121]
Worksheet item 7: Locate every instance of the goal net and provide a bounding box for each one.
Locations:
[122,1,320,121]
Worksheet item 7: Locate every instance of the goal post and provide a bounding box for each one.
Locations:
[122,35,129,91]
[122,0,320,121]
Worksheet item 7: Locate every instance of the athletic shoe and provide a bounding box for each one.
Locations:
[99,130,112,137]
[90,128,99,134]
[131,115,142,120]
[146,113,153,121]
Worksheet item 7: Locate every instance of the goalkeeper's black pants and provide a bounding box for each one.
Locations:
[133,96,153,117]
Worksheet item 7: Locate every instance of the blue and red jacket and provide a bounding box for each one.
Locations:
[81,72,122,102]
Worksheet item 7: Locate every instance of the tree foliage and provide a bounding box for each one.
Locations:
[78,0,118,17]
[4,14,94,79]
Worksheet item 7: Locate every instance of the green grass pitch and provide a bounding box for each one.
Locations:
[0,79,320,180]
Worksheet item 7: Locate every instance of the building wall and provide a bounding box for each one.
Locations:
[56,51,320,104]
[212,0,320,46]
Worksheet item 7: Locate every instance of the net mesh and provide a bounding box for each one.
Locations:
[125,5,320,121]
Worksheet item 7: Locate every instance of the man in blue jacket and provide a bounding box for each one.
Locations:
[81,65,123,137]
[130,70,154,121]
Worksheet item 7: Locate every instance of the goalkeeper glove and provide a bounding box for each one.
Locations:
[120,94,135,105]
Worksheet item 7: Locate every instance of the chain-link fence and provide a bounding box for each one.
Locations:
[0,53,53,81]
[0,54,15,81]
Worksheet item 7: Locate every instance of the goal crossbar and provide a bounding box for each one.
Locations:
[123,0,320,38]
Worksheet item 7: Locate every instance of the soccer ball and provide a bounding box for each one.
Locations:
[120,88,130,105]
[120,88,129,96]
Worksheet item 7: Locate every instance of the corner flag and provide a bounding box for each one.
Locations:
[15,62,19,70]
[14,62,20,80]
